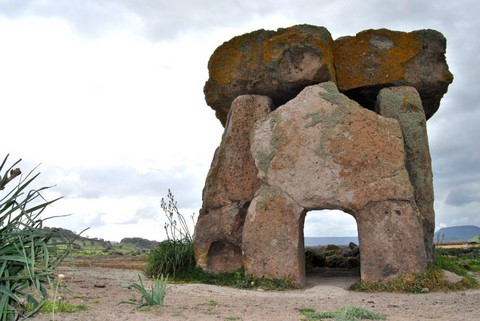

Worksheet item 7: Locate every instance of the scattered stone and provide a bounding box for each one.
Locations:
[459,261,471,270]
[442,270,464,284]
[326,244,341,251]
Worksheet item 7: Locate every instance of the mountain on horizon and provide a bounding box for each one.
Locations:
[434,225,480,243]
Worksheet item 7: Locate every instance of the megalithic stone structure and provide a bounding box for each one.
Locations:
[194,24,452,287]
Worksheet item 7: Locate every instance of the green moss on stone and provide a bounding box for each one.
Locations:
[256,151,275,174]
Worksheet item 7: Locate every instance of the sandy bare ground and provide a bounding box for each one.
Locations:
[28,256,480,321]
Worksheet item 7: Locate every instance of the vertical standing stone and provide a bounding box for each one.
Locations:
[242,184,306,287]
[376,86,435,262]
[193,95,273,273]
[357,200,428,280]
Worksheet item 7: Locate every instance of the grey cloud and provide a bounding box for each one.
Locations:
[3,0,480,234]
[120,205,159,225]
[2,0,479,49]
[36,164,203,209]
[0,0,279,40]
[86,211,107,227]
[445,185,480,207]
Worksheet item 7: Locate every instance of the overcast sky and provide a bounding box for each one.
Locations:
[1,0,478,242]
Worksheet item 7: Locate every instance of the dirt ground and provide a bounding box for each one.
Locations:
[28,256,480,321]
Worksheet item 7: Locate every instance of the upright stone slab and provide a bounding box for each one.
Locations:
[204,24,335,125]
[242,184,306,287]
[334,29,453,119]
[243,82,427,286]
[357,200,429,280]
[375,86,435,262]
[194,95,273,273]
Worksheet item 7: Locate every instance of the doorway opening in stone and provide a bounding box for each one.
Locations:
[304,209,361,279]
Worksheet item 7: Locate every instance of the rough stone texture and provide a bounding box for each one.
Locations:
[243,82,427,286]
[204,24,335,126]
[193,95,273,273]
[251,82,413,212]
[376,86,435,263]
[196,25,451,287]
[242,184,306,286]
[357,200,428,280]
[334,29,453,119]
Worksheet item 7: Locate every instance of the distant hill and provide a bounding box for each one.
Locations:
[120,237,159,249]
[42,227,159,251]
[434,225,480,243]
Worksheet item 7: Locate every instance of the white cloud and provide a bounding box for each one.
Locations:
[305,210,358,237]
[1,0,479,242]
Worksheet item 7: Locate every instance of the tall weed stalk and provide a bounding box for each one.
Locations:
[0,155,70,320]
[145,190,196,278]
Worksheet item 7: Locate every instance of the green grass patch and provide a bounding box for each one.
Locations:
[300,306,385,321]
[436,247,480,272]
[350,251,479,293]
[26,301,87,313]
[170,267,295,290]
[206,300,219,306]
[465,258,480,272]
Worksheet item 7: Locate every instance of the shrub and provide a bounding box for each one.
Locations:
[144,190,196,278]
[0,155,70,320]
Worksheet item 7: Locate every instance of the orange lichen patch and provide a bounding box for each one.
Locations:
[334,29,423,90]
[207,25,335,86]
[207,29,273,85]
[329,110,405,179]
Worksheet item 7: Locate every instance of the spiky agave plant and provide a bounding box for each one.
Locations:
[0,155,70,320]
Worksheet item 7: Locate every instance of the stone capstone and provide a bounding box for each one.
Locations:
[204,27,452,126]
[204,24,335,125]
[335,29,453,119]
[193,95,274,273]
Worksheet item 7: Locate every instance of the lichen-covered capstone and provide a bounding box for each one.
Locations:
[334,29,453,119]
[204,24,335,126]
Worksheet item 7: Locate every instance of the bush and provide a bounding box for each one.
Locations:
[144,239,195,278]
[144,190,195,278]
[0,155,70,320]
